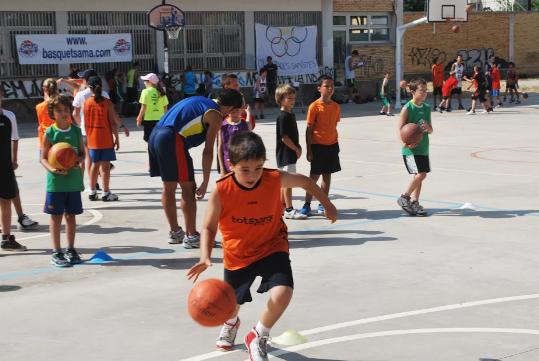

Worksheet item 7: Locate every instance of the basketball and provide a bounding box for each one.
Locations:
[48,142,78,170]
[188,279,236,327]
[400,80,408,89]
[451,25,460,33]
[522,92,529,99]
[401,123,423,146]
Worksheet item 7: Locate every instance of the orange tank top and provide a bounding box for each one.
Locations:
[216,169,289,270]
[84,97,114,149]
[36,100,55,146]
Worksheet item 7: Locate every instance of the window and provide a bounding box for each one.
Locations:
[333,13,392,43]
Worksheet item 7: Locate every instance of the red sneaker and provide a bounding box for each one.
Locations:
[244,328,269,361]
[215,317,240,351]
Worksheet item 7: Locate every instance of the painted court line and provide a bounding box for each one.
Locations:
[264,328,539,360]
[180,294,539,361]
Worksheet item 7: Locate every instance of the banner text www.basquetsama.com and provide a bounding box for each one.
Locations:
[42,48,112,61]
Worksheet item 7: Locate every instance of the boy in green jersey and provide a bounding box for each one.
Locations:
[41,95,85,267]
[397,79,433,217]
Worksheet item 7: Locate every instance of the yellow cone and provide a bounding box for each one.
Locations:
[270,329,307,346]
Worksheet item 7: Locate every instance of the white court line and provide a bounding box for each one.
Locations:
[342,158,539,178]
[264,328,539,360]
[180,293,539,361]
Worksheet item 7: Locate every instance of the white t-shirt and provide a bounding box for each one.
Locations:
[453,63,464,87]
[344,56,355,80]
[72,87,110,135]
[1,109,20,140]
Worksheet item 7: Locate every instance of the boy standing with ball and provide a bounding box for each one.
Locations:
[41,95,85,267]
[187,132,337,360]
[397,79,433,217]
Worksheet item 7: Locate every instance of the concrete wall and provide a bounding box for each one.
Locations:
[0,0,322,11]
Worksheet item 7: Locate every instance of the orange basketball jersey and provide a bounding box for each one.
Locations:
[84,97,114,149]
[216,169,289,270]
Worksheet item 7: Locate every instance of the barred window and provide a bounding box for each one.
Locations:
[0,12,56,79]
[333,13,392,43]
[168,12,245,71]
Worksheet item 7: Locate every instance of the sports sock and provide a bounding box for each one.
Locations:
[225,316,238,325]
[285,207,293,212]
[255,321,270,336]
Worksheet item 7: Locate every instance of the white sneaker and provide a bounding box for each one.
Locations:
[102,192,119,202]
[244,328,269,361]
[183,233,200,249]
[466,110,475,115]
[284,209,307,220]
[481,109,488,114]
[168,228,185,244]
[216,318,240,351]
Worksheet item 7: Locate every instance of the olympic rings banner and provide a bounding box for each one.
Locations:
[16,34,133,65]
[255,23,318,76]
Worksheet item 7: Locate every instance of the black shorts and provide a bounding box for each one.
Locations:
[433,86,442,96]
[142,120,157,142]
[472,89,486,103]
[0,168,18,200]
[310,143,341,175]
[224,252,294,305]
[403,155,430,174]
[254,97,265,103]
[442,95,451,100]
[507,84,517,90]
[346,79,355,88]
[451,87,462,95]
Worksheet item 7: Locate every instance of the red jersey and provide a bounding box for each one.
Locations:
[84,97,114,149]
[491,67,501,90]
[432,63,444,88]
[442,77,458,97]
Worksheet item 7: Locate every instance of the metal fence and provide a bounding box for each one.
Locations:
[67,11,156,74]
[254,11,323,65]
[0,12,57,78]
[168,12,245,71]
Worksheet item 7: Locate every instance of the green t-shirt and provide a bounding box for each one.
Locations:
[139,87,169,121]
[401,100,431,156]
[45,125,84,193]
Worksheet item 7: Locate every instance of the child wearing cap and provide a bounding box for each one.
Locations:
[136,73,169,143]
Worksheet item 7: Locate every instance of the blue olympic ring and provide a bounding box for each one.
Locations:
[265,26,309,58]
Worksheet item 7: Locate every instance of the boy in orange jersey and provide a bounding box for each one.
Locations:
[431,57,444,111]
[187,132,337,360]
[299,75,341,217]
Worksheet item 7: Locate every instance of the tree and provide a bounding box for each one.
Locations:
[404,0,427,11]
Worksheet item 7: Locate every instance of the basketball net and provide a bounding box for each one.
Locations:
[165,25,182,40]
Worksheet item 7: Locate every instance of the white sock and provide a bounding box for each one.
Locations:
[225,316,238,325]
[89,189,96,195]
[255,321,270,336]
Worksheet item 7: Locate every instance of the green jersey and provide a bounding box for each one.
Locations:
[139,87,169,121]
[45,125,84,192]
[401,100,431,156]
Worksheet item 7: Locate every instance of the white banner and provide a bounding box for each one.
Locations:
[255,23,318,76]
[16,34,133,65]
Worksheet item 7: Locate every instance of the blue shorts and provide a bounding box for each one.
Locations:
[149,126,195,183]
[44,192,83,215]
[491,89,500,96]
[89,148,116,163]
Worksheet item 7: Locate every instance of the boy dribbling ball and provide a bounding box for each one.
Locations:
[397,79,433,217]
[187,132,337,360]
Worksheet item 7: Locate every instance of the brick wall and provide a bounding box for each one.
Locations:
[403,12,539,77]
[514,12,539,75]
[334,0,394,12]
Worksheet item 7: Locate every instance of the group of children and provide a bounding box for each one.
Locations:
[432,55,523,115]
[1,63,441,360]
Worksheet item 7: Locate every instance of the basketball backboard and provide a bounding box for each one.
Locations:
[148,3,185,31]
[427,0,469,22]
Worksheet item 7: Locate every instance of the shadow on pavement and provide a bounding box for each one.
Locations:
[0,285,22,292]
[289,236,396,249]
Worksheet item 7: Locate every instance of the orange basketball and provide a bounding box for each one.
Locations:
[401,123,423,146]
[400,80,408,89]
[188,279,236,327]
[48,142,78,170]
[451,25,460,33]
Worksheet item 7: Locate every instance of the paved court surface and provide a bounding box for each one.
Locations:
[1,95,539,361]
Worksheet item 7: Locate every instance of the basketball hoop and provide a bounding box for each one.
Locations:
[165,24,182,40]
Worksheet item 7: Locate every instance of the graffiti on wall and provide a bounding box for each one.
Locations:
[409,47,508,71]
[0,79,43,100]
[409,47,447,67]
[355,55,387,78]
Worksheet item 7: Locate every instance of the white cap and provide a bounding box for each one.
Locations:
[140,73,159,85]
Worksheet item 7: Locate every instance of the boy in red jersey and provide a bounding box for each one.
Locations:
[438,75,458,113]
[188,132,337,360]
